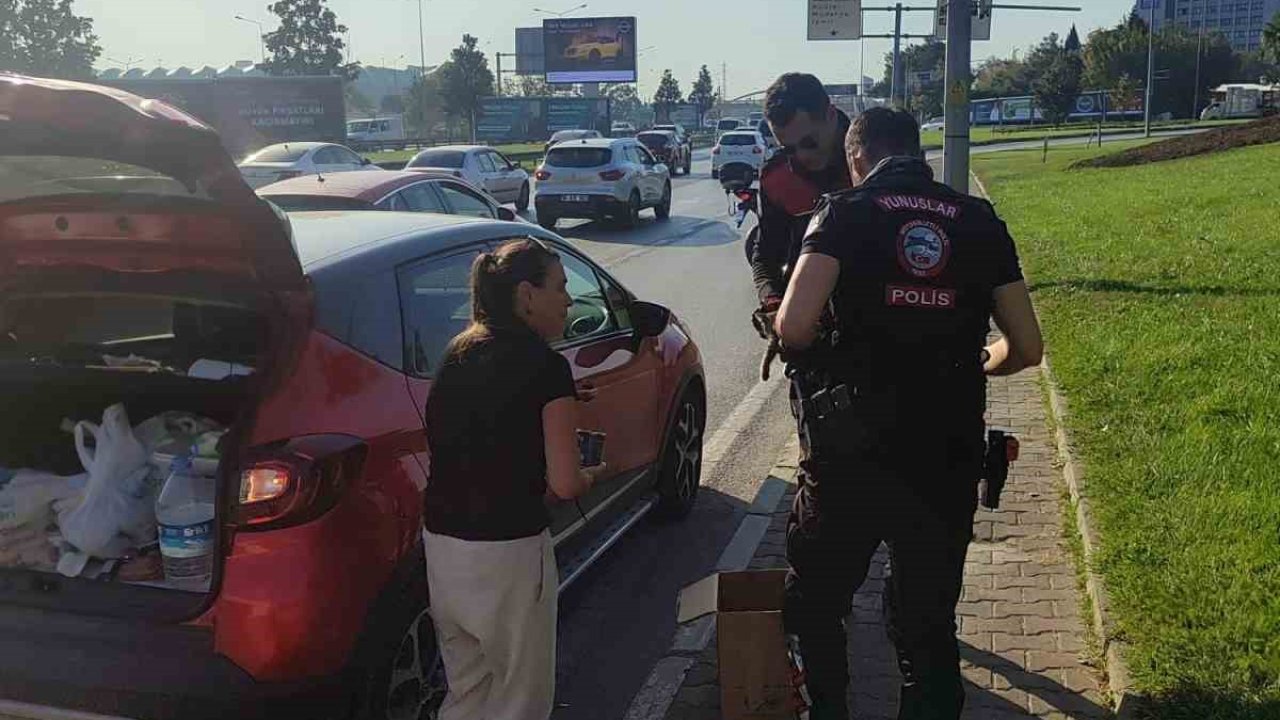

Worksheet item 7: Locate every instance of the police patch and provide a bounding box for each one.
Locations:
[805,200,832,239]
[896,220,950,278]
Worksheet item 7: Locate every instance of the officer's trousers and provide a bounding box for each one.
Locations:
[782,455,978,720]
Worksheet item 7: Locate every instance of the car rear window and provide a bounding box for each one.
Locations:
[720,134,759,146]
[0,156,209,202]
[262,194,375,211]
[637,133,670,148]
[546,147,612,168]
[242,144,311,163]
[717,121,740,130]
[407,150,466,169]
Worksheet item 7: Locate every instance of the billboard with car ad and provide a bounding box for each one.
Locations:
[970,92,1145,125]
[543,16,637,84]
[475,96,611,143]
[98,76,346,157]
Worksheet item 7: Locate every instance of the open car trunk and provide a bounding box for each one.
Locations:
[0,290,278,620]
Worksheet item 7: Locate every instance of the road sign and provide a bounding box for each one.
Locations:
[911,71,935,88]
[935,0,992,42]
[808,0,862,41]
[823,83,860,96]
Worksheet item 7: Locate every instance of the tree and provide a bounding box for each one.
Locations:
[261,0,358,80]
[504,74,551,97]
[0,0,100,78]
[688,65,717,127]
[406,71,448,139]
[1030,35,1083,125]
[881,39,947,116]
[605,83,643,125]
[972,57,1033,99]
[1064,24,1082,54]
[436,34,495,137]
[652,69,683,122]
[1263,14,1280,75]
[379,94,405,115]
[344,84,374,116]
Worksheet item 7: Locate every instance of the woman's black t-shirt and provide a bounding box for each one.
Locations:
[423,328,576,541]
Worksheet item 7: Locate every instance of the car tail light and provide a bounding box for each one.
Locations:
[752,146,763,154]
[599,168,626,181]
[712,146,721,155]
[233,435,367,530]
[536,169,552,181]
[275,171,302,181]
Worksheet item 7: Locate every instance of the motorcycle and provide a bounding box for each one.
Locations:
[718,161,759,228]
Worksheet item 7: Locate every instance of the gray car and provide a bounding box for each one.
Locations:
[405,145,532,211]
[533,137,672,230]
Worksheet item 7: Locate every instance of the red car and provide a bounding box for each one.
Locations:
[257,169,529,223]
[0,76,705,719]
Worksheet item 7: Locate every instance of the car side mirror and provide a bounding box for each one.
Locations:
[361,157,372,166]
[513,161,524,170]
[632,301,671,338]
[497,207,517,221]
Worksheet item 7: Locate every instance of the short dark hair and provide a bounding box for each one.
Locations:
[764,73,830,127]
[846,107,921,160]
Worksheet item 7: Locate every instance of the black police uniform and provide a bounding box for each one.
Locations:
[747,109,853,307]
[782,156,1023,720]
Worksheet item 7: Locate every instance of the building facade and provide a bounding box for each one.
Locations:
[1132,0,1279,52]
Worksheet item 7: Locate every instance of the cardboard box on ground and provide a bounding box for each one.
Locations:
[679,569,802,720]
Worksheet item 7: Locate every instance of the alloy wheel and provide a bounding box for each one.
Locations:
[385,609,447,720]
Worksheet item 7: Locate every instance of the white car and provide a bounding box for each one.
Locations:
[238,142,376,189]
[405,145,532,211]
[533,137,672,230]
[610,121,637,137]
[716,118,744,134]
[711,131,771,179]
[921,116,945,132]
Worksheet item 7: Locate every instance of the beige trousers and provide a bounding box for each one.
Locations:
[423,528,558,720]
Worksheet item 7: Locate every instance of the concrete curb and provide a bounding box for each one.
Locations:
[971,168,1143,718]
[1040,358,1143,719]
[623,437,800,720]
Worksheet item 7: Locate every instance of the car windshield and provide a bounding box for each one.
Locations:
[261,194,375,211]
[242,144,312,163]
[0,156,209,202]
[546,147,612,168]
[637,134,670,148]
[551,131,582,141]
[408,150,466,169]
[718,121,739,130]
[720,134,758,146]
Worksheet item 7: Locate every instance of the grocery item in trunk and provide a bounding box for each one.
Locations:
[0,469,85,532]
[57,404,155,558]
[156,454,216,592]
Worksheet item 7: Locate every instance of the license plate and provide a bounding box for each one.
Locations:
[562,195,590,202]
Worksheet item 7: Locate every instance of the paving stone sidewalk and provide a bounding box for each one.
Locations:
[662,369,1113,720]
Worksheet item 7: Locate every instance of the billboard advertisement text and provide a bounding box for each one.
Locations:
[476,97,611,143]
[543,16,637,84]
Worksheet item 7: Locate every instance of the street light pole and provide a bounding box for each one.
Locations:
[1144,0,1155,137]
[942,0,972,190]
[891,3,904,106]
[233,15,267,65]
[1192,22,1203,120]
[532,3,588,18]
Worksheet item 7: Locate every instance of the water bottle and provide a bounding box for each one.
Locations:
[155,451,216,592]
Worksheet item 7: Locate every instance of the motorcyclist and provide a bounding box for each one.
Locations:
[745,73,853,380]
[773,107,1045,720]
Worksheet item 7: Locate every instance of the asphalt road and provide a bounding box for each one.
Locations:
[533,153,796,720]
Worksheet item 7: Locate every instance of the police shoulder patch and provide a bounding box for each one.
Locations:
[805,197,834,238]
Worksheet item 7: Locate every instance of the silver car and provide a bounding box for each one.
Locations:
[533,137,672,230]
[405,145,532,211]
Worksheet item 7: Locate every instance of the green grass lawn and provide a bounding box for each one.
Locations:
[920,119,1249,149]
[974,142,1280,718]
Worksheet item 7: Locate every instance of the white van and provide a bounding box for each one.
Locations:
[346,116,406,150]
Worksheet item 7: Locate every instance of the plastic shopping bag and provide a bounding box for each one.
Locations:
[0,470,85,532]
[56,404,155,558]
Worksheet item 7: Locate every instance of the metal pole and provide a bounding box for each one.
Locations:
[496,53,503,96]
[942,0,972,191]
[1144,0,1154,138]
[891,3,903,106]
[418,0,428,137]
[1192,23,1203,120]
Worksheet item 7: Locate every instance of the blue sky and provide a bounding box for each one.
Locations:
[82,0,1129,96]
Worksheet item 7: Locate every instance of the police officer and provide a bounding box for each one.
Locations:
[774,107,1044,720]
[747,73,853,380]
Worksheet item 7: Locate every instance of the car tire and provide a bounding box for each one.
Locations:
[538,213,557,230]
[516,183,530,212]
[655,183,672,220]
[654,387,705,520]
[589,50,601,61]
[621,190,641,229]
[348,547,447,720]
[683,155,692,176]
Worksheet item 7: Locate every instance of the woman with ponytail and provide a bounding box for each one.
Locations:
[422,238,604,720]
